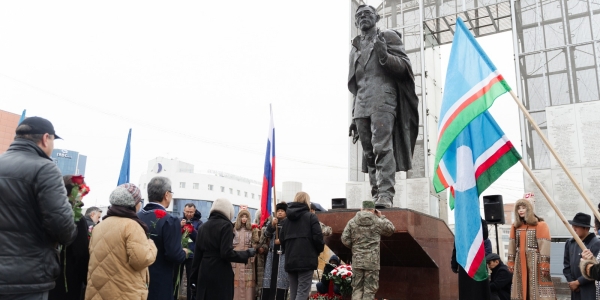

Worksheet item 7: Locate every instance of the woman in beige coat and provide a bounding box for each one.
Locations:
[85,183,157,300]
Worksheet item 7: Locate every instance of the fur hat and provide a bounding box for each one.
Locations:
[109,183,142,208]
[514,198,539,227]
[235,210,252,230]
[276,201,288,212]
[210,198,234,220]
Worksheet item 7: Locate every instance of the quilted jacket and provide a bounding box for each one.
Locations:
[85,216,157,300]
[0,139,77,294]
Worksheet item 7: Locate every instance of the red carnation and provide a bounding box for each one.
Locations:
[71,175,84,185]
[252,224,259,229]
[154,210,167,219]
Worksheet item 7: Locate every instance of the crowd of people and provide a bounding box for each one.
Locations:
[453,196,600,300]
[11,116,600,300]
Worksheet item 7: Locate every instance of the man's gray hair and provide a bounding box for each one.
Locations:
[85,206,102,216]
[148,176,172,202]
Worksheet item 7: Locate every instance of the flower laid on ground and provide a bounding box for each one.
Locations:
[310,293,341,300]
[327,264,353,296]
[68,175,90,222]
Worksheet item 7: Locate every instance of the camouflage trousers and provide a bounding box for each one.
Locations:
[351,268,379,300]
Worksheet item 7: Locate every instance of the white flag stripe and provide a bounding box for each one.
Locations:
[464,226,484,271]
[473,135,510,170]
[438,71,501,137]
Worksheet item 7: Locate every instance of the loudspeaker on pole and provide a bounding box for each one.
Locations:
[483,195,505,224]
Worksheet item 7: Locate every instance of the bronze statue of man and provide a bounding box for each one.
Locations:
[348,4,419,208]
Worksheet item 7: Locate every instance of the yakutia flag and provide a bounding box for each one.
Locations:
[432,18,520,281]
[260,105,275,227]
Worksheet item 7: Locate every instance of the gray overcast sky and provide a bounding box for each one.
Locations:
[0,1,523,216]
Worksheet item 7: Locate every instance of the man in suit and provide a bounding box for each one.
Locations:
[347,4,419,208]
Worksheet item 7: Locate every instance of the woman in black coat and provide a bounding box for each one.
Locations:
[49,175,90,300]
[280,192,324,300]
[190,198,255,300]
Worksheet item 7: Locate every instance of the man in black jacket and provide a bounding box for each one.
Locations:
[486,253,512,300]
[563,212,600,300]
[0,117,77,299]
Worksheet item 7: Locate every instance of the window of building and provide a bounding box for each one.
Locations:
[229,188,233,194]
[244,192,248,197]
[221,186,225,192]
[237,190,241,196]
[180,182,186,188]
[258,194,261,200]
[252,193,255,199]
[193,183,199,189]
[207,184,213,191]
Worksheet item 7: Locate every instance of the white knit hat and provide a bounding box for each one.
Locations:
[210,198,234,220]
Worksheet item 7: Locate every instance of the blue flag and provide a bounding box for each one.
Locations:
[117,129,131,185]
[18,110,26,125]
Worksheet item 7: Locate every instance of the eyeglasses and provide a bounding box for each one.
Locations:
[168,191,174,195]
[355,10,375,19]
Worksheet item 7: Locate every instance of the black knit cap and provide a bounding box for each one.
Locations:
[275,202,287,212]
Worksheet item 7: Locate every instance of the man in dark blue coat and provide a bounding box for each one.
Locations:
[174,203,202,300]
[486,253,512,300]
[563,212,600,300]
[138,176,188,300]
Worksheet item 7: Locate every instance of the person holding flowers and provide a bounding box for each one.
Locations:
[138,176,190,300]
[232,209,256,300]
[0,116,77,300]
[85,183,157,299]
[341,200,395,300]
[49,175,91,300]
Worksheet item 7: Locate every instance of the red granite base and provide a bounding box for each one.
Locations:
[317,208,458,300]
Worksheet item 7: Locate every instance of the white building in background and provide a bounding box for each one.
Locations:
[138,157,264,222]
[282,181,302,203]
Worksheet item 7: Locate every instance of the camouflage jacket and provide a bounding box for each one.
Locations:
[341,211,395,270]
[320,221,332,237]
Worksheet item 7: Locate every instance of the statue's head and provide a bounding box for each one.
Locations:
[355,5,380,31]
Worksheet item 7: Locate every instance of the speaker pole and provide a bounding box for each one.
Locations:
[495,223,500,255]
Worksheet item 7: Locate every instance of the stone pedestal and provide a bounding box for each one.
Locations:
[317,208,457,300]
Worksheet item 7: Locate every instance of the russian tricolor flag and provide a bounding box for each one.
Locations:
[260,105,275,227]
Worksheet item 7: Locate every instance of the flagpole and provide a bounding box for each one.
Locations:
[519,159,586,250]
[509,90,600,224]
[273,185,279,243]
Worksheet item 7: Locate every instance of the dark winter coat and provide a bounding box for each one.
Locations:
[0,139,77,294]
[563,232,600,300]
[183,210,203,259]
[138,203,187,300]
[280,202,324,272]
[190,211,251,300]
[49,217,90,300]
[489,261,512,300]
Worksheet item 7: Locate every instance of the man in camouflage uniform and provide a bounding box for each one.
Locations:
[341,201,395,300]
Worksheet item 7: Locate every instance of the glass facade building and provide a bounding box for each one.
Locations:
[51,149,87,176]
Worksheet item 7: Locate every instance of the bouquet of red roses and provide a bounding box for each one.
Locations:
[69,175,90,222]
